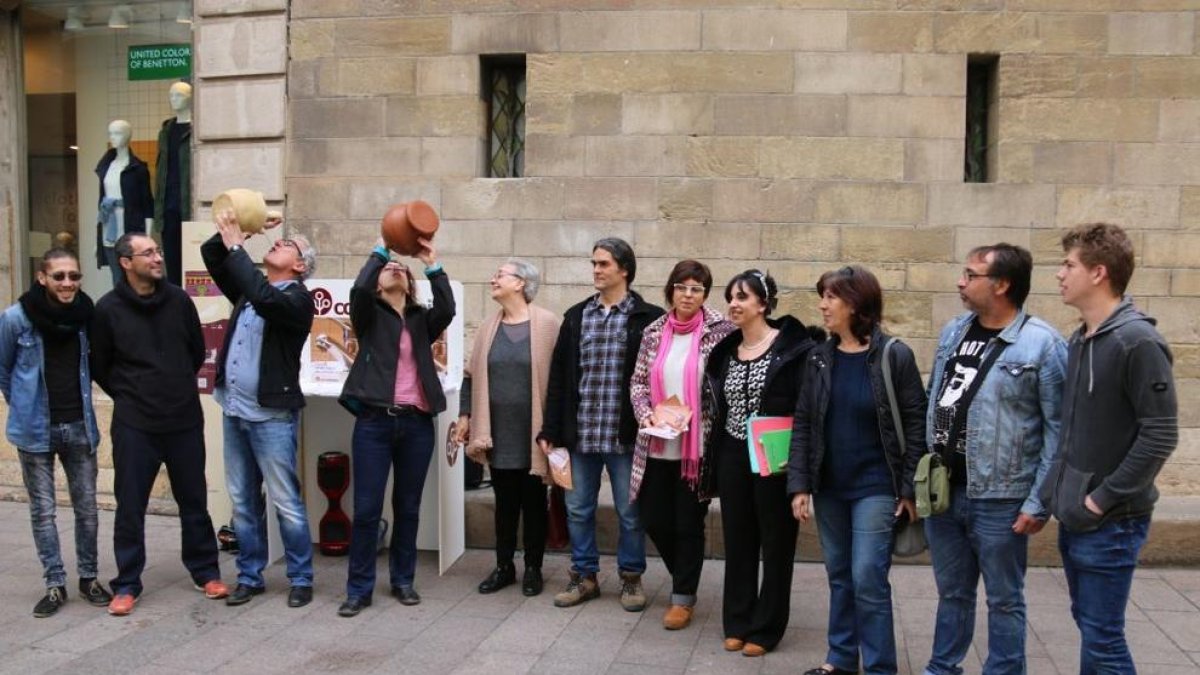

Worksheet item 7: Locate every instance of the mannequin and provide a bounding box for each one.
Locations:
[155,81,192,285]
[95,120,153,287]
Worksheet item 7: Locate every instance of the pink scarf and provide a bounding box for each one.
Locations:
[649,309,704,486]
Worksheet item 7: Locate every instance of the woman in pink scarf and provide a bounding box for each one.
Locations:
[629,260,733,631]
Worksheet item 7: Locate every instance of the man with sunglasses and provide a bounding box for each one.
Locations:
[0,249,112,617]
[201,211,316,608]
[922,244,1067,675]
[91,232,228,615]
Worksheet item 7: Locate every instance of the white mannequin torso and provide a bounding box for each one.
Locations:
[103,148,130,244]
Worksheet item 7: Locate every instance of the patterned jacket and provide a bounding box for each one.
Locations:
[628,305,734,502]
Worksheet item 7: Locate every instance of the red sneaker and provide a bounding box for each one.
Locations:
[195,579,229,599]
[108,594,137,616]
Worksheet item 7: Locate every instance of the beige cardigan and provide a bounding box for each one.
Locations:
[464,303,560,480]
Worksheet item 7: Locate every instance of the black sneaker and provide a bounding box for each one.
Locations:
[79,578,113,607]
[33,586,67,618]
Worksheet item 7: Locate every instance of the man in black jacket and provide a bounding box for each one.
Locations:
[91,233,227,615]
[201,211,316,609]
[1047,223,1177,673]
[537,238,664,611]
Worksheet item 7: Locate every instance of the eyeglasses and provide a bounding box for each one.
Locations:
[275,239,302,256]
[672,283,705,296]
[492,271,523,281]
[48,271,83,282]
[123,247,162,260]
[961,269,993,283]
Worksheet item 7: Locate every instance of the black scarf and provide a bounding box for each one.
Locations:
[19,286,95,342]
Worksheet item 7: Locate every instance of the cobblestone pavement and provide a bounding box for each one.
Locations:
[0,501,1197,674]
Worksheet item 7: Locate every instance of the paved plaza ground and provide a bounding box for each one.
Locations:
[0,501,1197,674]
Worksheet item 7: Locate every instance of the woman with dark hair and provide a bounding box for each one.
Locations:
[628,260,734,630]
[787,265,927,675]
[336,236,455,617]
[708,269,824,657]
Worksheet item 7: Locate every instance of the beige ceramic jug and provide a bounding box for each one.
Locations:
[211,189,282,234]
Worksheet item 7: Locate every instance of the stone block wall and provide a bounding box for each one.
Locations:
[282,2,1200,494]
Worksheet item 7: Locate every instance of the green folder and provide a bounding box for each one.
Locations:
[759,429,791,475]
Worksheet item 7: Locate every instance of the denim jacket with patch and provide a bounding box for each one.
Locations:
[925,309,1067,517]
[0,304,100,453]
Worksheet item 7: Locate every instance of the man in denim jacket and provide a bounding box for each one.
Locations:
[922,244,1067,675]
[0,249,112,617]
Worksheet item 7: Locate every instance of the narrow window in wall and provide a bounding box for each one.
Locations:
[964,54,999,183]
[482,55,526,178]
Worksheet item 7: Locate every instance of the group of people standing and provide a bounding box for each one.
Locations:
[455,223,1177,675]
[0,217,1177,675]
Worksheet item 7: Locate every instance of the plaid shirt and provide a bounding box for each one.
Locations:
[576,294,635,454]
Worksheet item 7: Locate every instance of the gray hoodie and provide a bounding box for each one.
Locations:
[1040,297,1177,532]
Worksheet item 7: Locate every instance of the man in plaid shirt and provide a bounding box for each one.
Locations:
[538,238,664,610]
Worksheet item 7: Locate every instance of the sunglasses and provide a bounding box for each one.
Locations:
[48,271,83,282]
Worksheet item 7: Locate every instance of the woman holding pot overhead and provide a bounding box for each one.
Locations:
[628,260,734,631]
[455,258,560,597]
[787,265,927,675]
[708,269,825,657]
[336,235,454,617]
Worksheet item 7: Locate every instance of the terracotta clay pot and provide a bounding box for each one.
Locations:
[211,189,282,235]
[381,200,439,256]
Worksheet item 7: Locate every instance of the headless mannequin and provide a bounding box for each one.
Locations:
[97,120,153,287]
[156,82,192,286]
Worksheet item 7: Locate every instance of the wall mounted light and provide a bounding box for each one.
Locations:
[108,5,130,29]
[175,2,192,24]
[64,6,84,31]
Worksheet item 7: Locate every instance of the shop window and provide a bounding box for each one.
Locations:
[482,55,526,179]
[964,54,998,183]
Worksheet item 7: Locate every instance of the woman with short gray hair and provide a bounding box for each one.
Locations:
[454,258,560,596]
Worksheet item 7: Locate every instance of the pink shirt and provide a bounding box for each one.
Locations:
[393,326,430,412]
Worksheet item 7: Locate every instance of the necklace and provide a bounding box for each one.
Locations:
[739,328,777,351]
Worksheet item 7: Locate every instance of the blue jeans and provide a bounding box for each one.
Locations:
[1059,516,1150,675]
[223,413,314,589]
[565,451,645,576]
[814,493,898,675]
[345,412,435,599]
[924,492,1027,675]
[18,421,99,588]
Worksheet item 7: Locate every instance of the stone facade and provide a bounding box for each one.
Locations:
[279,2,1200,494]
[1,3,1198,501]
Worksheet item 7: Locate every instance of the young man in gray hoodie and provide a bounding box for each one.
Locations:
[1044,222,1178,673]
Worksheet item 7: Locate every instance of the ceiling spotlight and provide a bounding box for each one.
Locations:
[175,2,192,24]
[108,5,130,29]
[64,7,84,31]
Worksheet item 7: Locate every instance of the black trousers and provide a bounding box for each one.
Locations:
[162,209,182,286]
[491,467,547,569]
[110,419,221,596]
[717,434,798,650]
[638,458,709,602]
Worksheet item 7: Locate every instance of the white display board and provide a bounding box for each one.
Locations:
[298,277,466,576]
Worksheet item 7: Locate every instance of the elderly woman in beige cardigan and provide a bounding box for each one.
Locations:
[455,258,560,597]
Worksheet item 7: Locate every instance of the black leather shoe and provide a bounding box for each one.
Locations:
[803,667,857,675]
[337,595,371,617]
[478,565,516,594]
[287,586,313,608]
[225,584,265,606]
[392,585,421,606]
[522,567,543,597]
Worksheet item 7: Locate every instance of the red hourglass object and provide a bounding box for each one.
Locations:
[317,452,351,556]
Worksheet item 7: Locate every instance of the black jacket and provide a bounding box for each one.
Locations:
[200,234,314,410]
[91,279,205,433]
[786,327,928,500]
[338,254,455,416]
[94,148,153,266]
[538,291,665,450]
[1040,298,1177,532]
[704,315,824,488]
